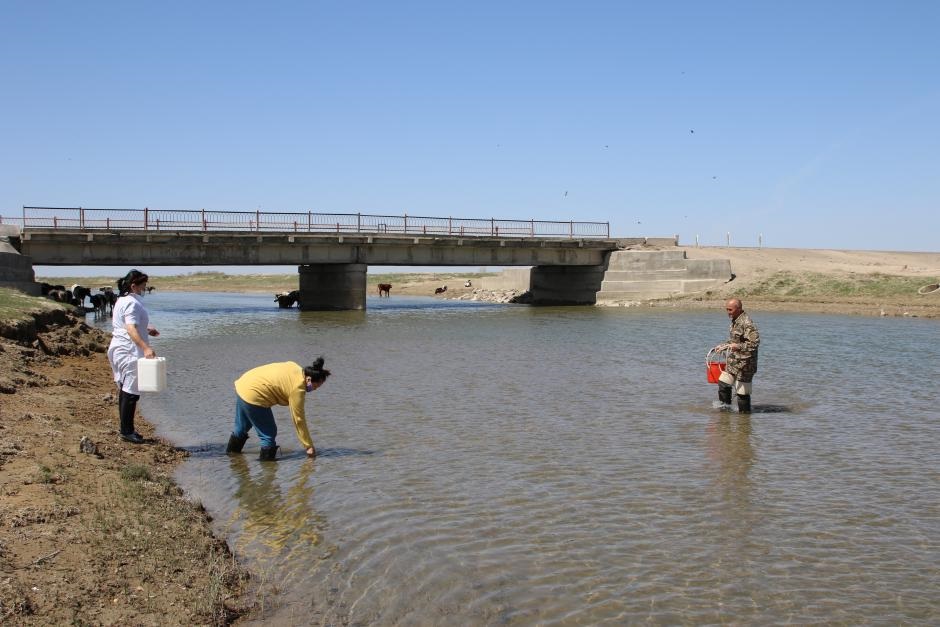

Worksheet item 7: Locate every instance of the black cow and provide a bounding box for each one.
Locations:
[70,284,92,307]
[275,290,300,308]
[89,293,109,319]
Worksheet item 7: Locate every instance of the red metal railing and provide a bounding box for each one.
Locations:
[6,207,610,239]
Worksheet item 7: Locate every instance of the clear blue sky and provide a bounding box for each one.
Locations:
[3,1,938,255]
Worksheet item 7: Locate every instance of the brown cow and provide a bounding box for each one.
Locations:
[377,283,392,297]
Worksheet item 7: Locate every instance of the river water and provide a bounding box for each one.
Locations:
[92,292,940,624]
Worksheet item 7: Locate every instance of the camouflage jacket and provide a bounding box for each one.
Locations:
[726,312,760,380]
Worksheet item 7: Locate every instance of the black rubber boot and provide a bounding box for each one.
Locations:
[736,394,752,413]
[226,433,249,453]
[718,382,733,405]
[259,445,279,461]
[118,390,141,439]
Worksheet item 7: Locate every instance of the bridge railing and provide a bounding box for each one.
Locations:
[8,207,610,238]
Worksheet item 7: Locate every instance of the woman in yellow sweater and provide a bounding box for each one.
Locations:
[226,357,331,461]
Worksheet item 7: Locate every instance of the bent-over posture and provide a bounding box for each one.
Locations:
[226,357,331,460]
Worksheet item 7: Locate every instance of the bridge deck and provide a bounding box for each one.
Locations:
[17,229,628,267]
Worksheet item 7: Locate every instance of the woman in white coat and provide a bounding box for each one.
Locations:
[107,269,159,443]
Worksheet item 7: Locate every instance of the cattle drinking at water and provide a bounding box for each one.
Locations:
[274,290,301,308]
[70,284,92,307]
[377,283,392,297]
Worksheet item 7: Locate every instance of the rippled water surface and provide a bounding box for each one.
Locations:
[100,292,940,624]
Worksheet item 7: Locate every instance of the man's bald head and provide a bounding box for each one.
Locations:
[725,298,743,320]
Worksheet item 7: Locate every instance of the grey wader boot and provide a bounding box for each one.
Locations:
[718,382,733,405]
[736,394,752,413]
[259,445,279,461]
[226,433,249,453]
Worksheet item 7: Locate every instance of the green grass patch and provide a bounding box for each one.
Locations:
[0,287,66,324]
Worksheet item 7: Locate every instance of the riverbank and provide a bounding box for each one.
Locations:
[0,292,253,624]
[36,246,940,317]
[657,246,940,318]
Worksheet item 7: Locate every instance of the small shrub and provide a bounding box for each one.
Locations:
[121,464,152,482]
[36,465,57,484]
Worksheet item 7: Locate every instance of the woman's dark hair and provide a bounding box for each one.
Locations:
[117,269,149,296]
[304,356,331,383]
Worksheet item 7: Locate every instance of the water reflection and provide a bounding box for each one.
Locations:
[706,415,755,506]
[130,296,940,624]
[226,456,325,567]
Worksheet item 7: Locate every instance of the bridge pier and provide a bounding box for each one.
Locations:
[529,263,609,305]
[298,263,367,311]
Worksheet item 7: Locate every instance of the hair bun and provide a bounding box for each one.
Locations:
[312,356,325,371]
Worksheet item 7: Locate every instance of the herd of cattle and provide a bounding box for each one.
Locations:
[43,280,464,315]
[40,283,121,318]
[273,281,463,308]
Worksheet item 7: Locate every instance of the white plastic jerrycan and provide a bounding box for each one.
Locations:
[137,357,167,393]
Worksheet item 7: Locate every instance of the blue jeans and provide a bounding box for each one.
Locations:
[233,395,277,448]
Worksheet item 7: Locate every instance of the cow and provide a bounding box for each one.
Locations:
[434,285,447,294]
[46,289,71,303]
[99,287,118,314]
[464,280,472,288]
[89,293,109,319]
[146,286,155,294]
[275,290,300,309]
[377,283,392,297]
[70,284,92,307]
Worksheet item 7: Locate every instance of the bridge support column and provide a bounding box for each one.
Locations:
[298,263,367,311]
[0,227,40,295]
[530,262,608,305]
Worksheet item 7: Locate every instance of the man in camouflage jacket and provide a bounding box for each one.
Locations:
[717,298,760,413]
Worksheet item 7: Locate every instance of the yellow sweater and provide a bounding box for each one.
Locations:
[234,361,313,449]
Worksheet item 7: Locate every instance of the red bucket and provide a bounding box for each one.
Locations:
[706,361,726,384]
[706,346,729,384]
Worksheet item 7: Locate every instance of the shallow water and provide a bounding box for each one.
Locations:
[98,292,940,624]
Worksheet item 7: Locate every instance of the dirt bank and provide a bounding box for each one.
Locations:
[661,247,940,318]
[0,308,253,624]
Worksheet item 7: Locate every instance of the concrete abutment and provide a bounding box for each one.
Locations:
[479,249,732,305]
[0,226,40,295]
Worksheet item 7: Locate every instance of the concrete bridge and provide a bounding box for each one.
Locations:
[1,207,731,309]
